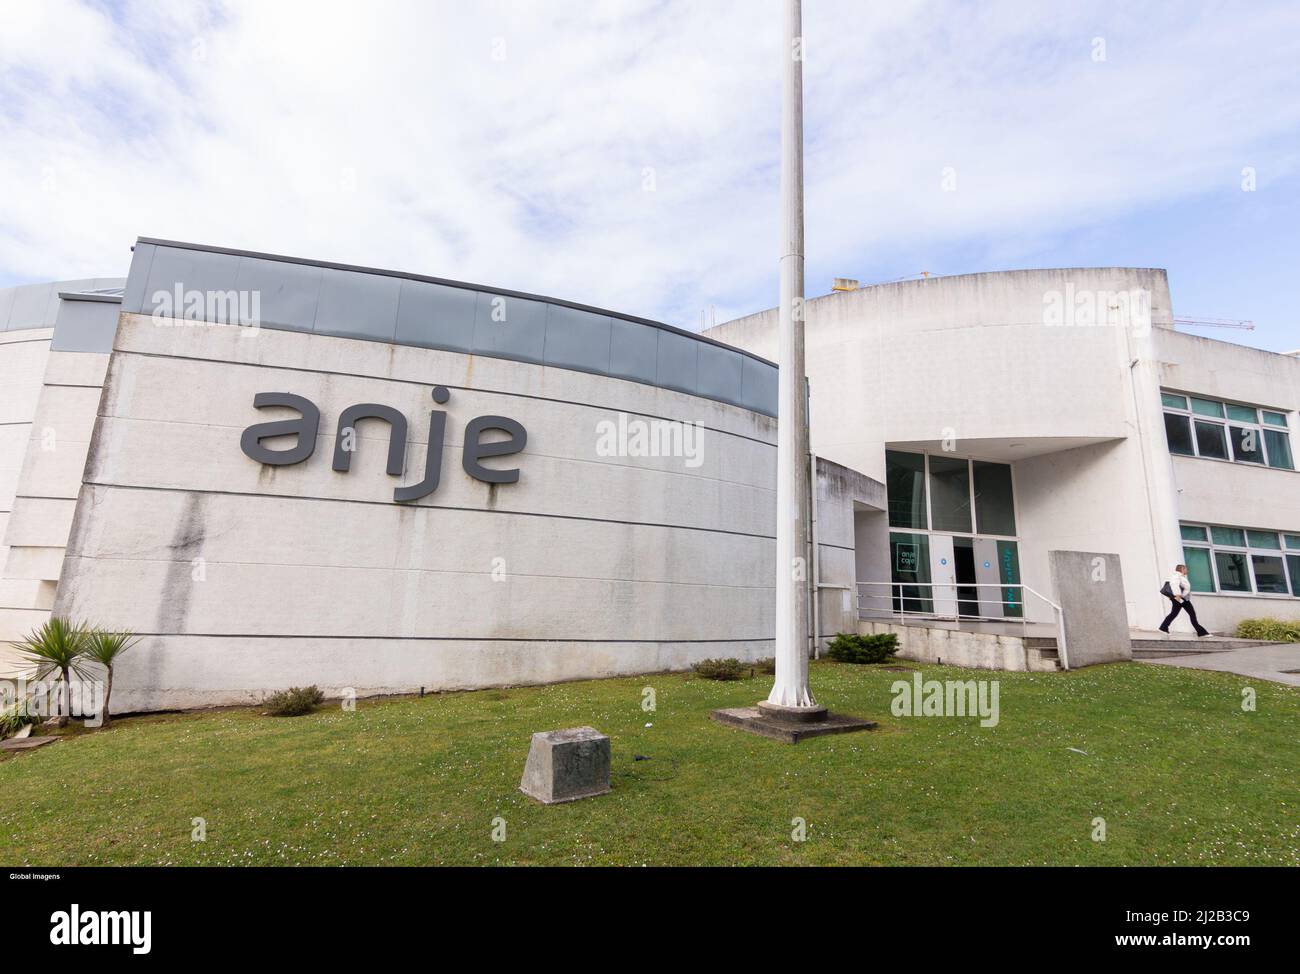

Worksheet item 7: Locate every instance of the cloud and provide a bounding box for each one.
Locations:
[1,0,1298,330]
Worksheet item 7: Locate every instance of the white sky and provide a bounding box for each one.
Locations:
[2,0,1299,342]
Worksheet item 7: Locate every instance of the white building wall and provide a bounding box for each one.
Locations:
[0,328,54,667]
[707,267,1236,631]
[1154,329,1300,631]
[0,281,121,676]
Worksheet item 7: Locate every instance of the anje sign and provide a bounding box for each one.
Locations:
[240,385,527,502]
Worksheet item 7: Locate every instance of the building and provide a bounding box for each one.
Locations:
[1,243,1295,711]
[705,266,1300,639]
[0,238,877,710]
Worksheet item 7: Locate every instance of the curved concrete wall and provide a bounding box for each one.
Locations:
[54,313,780,710]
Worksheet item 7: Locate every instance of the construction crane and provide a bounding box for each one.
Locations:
[1174,316,1255,331]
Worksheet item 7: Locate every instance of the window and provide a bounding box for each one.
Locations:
[998,539,1023,618]
[886,450,1018,537]
[929,455,972,533]
[1182,521,1300,598]
[1214,551,1251,592]
[890,532,932,613]
[1183,546,1215,593]
[886,450,927,529]
[1162,392,1295,469]
[1194,421,1229,459]
[1210,526,1245,546]
[1252,556,1289,594]
[1264,429,1294,470]
[1164,413,1194,455]
[973,461,1017,536]
[1229,426,1264,464]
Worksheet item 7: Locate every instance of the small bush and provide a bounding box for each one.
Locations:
[691,658,747,681]
[0,700,40,739]
[263,685,325,716]
[754,657,777,675]
[1235,618,1300,643]
[826,632,899,664]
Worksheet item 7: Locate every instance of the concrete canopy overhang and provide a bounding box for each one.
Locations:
[887,434,1124,463]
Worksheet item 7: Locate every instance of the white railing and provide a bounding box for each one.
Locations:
[856,581,1070,670]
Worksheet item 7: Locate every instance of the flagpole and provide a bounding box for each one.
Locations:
[766,0,815,711]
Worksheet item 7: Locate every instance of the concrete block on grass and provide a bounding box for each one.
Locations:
[519,726,611,804]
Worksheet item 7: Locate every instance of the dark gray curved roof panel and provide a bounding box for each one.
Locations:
[121,238,779,417]
[395,279,476,352]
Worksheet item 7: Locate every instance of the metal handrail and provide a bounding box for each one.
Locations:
[856,581,1070,670]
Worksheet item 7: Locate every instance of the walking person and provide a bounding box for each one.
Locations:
[1159,564,1210,636]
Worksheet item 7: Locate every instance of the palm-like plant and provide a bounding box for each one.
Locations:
[14,617,90,728]
[81,629,140,728]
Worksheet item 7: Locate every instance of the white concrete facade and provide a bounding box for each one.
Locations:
[1,280,121,676]
[5,249,1295,710]
[706,268,1300,634]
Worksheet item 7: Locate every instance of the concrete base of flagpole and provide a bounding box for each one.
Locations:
[710,701,876,744]
[757,701,828,723]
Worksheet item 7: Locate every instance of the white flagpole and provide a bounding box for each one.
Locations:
[767,0,815,710]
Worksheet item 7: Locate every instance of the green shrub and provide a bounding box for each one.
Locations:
[1235,618,1300,643]
[826,632,900,664]
[691,658,747,681]
[263,686,325,716]
[754,657,777,675]
[0,699,40,739]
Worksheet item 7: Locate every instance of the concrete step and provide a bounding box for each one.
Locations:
[1131,638,1279,654]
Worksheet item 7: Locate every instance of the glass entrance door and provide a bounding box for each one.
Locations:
[953,537,980,617]
[929,535,985,619]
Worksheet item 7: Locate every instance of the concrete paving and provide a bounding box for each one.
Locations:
[1139,642,1300,687]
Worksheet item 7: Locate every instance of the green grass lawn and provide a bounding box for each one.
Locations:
[2,660,1297,866]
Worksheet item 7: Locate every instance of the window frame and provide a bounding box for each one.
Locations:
[885,449,1020,541]
[1162,391,1294,470]
[1181,521,1300,598]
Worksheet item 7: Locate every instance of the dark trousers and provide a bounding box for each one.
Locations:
[1160,595,1208,635]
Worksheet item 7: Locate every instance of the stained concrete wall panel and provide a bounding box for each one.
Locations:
[21,384,102,445]
[56,316,783,706]
[69,485,772,585]
[0,336,52,420]
[3,546,64,581]
[0,607,50,646]
[93,349,773,490]
[14,434,93,501]
[107,636,776,712]
[56,554,773,642]
[3,497,76,548]
[0,578,53,610]
[41,350,110,388]
[0,426,32,506]
[85,415,775,539]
